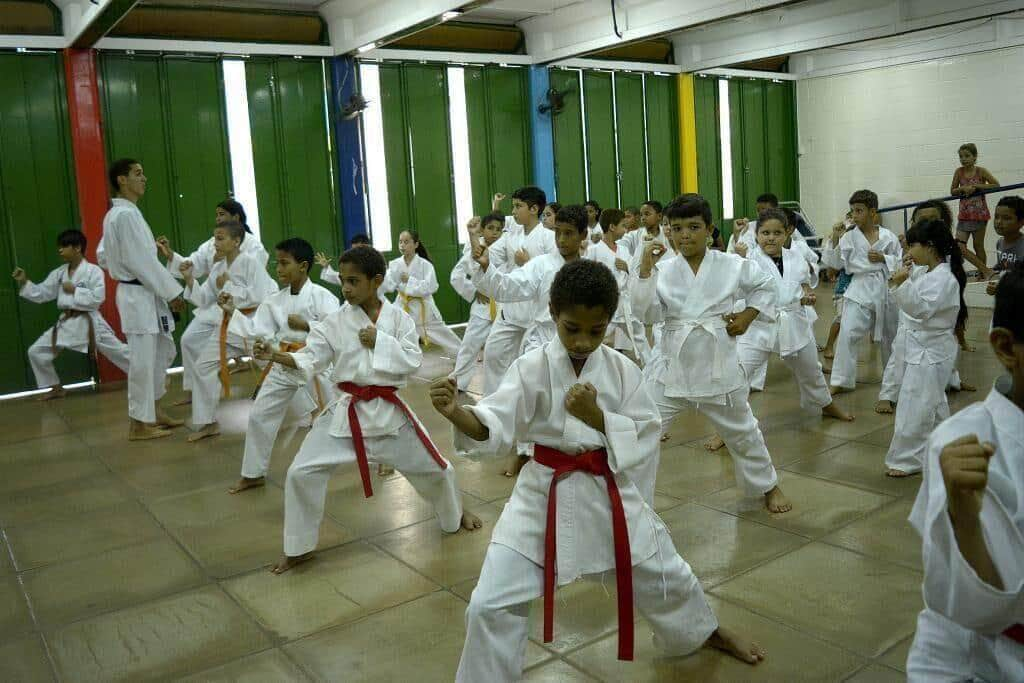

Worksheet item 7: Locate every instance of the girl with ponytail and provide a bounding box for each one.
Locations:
[882,218,967,477]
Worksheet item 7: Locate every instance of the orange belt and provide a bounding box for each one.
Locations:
[337,382,448,498]
[399,292,430,348]
[250,341,326,413]
[53,310,97,364]
[218,307,257,398]
[533,444,634,662]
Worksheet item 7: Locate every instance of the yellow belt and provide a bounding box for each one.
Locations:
[488,297,497,322]
[399,292,430,349]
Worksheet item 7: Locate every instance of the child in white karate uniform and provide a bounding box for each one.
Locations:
[180,221,264,442]
[585,208,650,365]
[13,229,129,399]
[481,187,556,395]
[253,247,480,574]
[883,219,966,477]
[450,214,503,393]
[98,159,185,440]
[619,200,669,339]
[635,196,791,513]
[316,234,370,287]
[380,229,462,356]
[905,264,1024,682]
[223,238,340,494]
[157,200,276,403]
[584,199,603,243]
[735,210,853,423]
[431,259,766,681]
[821,189,902,392]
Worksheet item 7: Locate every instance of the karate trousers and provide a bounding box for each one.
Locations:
[884,357,954,474]
[191,333,247,427]
[738,341,832,413]
[907,608,1022,683]
[829,299,898,390]
[646,380,779,504]
[879,330,962,404]
[180,319,218,392]
[452,315,493,392]
[283,413,462,556]
[28,318,129,388]
[482,317,529,395]
[456,526,719,683]
[126,332,177,424]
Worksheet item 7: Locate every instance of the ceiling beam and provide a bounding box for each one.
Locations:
[94,37,333,57]
[321,0,465,55]
[64,0,140,48]
[519,0,793,64]
[670,0,1024,72]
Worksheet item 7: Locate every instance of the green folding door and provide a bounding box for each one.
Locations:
[644,74,679,205]
[550,69,586,204]
[0,52,85,392]
[614,73,647,208]
[583,71,617,209]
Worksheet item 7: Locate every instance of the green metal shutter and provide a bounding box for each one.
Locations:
[644,73,679,205]
[245,58,341,261]
[765,80,799,204]
[613,72,647,209]
[377,63,415,248]
[0,52,84,392]
[583,70,617,208]
[549,69,585,204]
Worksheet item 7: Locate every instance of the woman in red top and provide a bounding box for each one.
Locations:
[951,142,999,272]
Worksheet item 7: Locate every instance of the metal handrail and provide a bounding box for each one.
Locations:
[879,181,1024,232]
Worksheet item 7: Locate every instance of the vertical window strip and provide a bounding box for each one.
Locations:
[641,73,652,201]
[222,60,262,237]
[610,71,622,207]
[358,63,393,252]
[718,78,734,221]
[577,69,590,201]
[446,66,473,246]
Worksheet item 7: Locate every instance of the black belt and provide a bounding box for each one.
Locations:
[118,278,142,285]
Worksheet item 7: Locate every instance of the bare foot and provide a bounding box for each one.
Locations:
[660,432,670,443]
[128,423,173,441]
[188,422,220,443]
[959,342,975,352]
[764,486,792,513]
[823,349,835,360]
[885,468,917,478]
[951,380,977,393]
[829,384,851,396]
[460,511,483,531]
[172,393,192,406]
[155,408,184,429]
[703,435,725,452]
[229,477,265,494]
[503,454,530,478]
[874,400,894,414]
[706,627,766,665]
[270,552,314,574]
[378,463,395,477]
[36,386,66,402]
[822,401,854,422]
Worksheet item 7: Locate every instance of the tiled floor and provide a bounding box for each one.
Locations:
[0,291,1004,682]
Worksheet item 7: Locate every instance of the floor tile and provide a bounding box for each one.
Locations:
[822,498,922,571]
[48,585,271,682]
[0,537,12,575]
[23,538,207,628]
[371,502,500,587]
[878,636,912,672]
[177,648,312,682]
[566,594,866,682]
[0,449,106,495]
[222,541,438,640]
[6,501,164,571]
[448,458,519,503]
[115,450,244,500]
[284,592,550,682]
[147,483,286,529]
[0,573,34,637]
[784,442,924,497]
[653,445,739,502]
[522,659,598,682]
[854,424,896,448]
[0,473,136,527]
[659,503,808,588]
[700,472,894,539]
[796,407,895,440]
[0,405,69,444]
[711,543,921,658]
[165,508,353,578]
[845,663,905,682]
[760,427,847,466]
[0,634,54,682]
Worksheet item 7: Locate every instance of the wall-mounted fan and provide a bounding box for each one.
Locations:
[538,88,569,116]
[340,93,370,120]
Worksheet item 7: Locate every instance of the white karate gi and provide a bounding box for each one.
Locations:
[884,263,960,474]
[480,219,556,394]
[454,338,718,682]
[183,253,263,427]
[380,254,462,356]
[283,301,463,556]
[228,280,340,479]
[320,264,340,287]
[736,247,831,413]
[450,245,497,392]
[906,379,1024,682]
[821,226,902,389]
[619,227,669,327]
[634,249,780,503]
[19,261,130,388]
[168,234,276,391]
[588,223,604,243]
[584,240,650,364]
[98,199,183,423]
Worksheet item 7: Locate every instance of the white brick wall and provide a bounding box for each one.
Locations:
[796,45,1024,254]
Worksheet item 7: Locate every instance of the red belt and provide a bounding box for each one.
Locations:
[338,382,448,498]
[1005,623,1024,646]
[533,444,634,661]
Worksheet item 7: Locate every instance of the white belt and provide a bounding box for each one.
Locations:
[775,303,805,358]
[662,316,728,397]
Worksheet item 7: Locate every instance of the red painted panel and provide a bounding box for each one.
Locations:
[63,49,124,382]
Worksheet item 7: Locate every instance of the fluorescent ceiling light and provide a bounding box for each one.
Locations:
[441,10,463,21]
[357,42,377,53]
